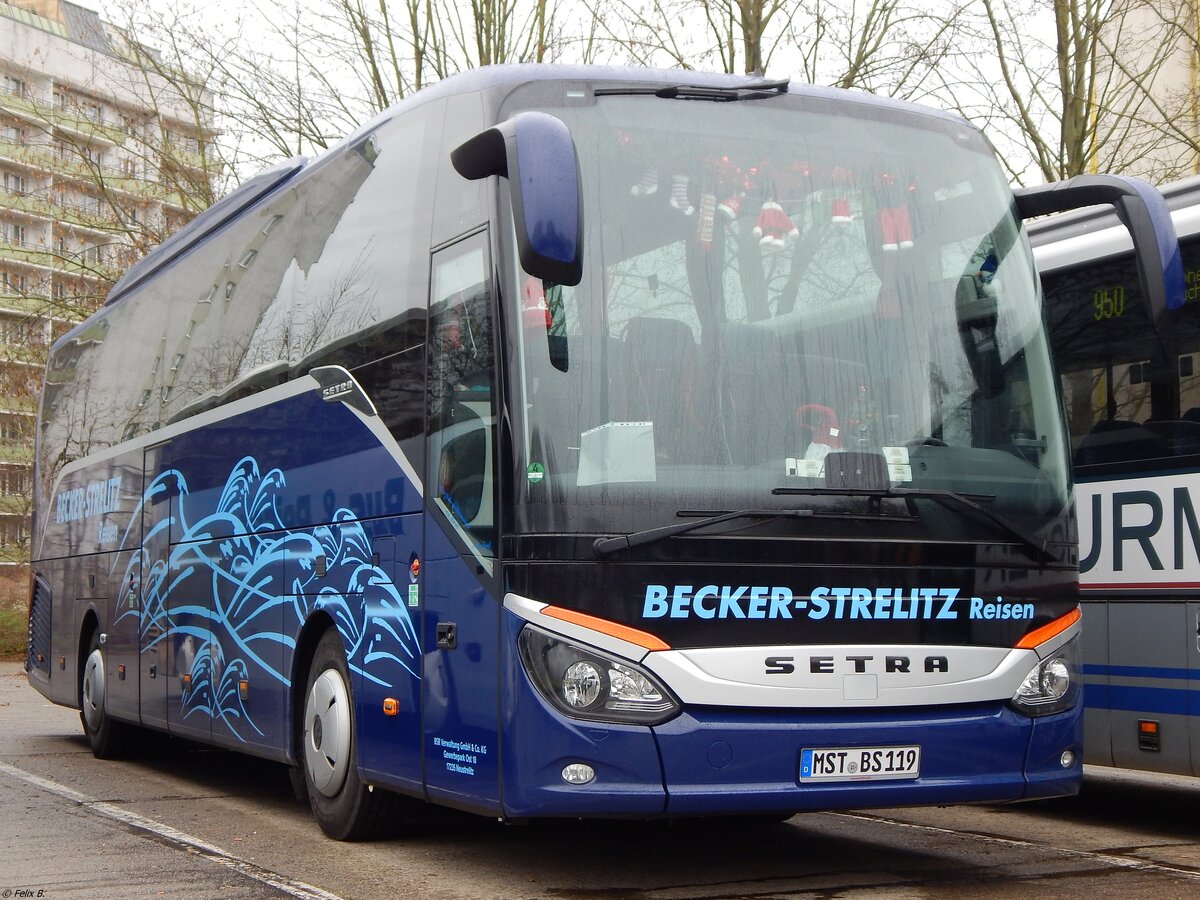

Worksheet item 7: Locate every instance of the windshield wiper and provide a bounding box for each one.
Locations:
[594,78,789,102]
[593,507,813,558]
[771,486,1055,565]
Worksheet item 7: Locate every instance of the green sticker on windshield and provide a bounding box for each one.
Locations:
[527,462,545,484]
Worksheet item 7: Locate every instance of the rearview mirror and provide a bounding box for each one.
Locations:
[451,112,583,286]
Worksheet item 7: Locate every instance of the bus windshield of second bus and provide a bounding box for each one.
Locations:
[496,88,1070,549]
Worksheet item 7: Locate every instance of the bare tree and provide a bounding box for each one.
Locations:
[793,0,963,98]
[936,0,1200,184]
[588,0,958,101]
[135,0,571,167]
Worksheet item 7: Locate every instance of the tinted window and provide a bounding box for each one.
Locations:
[39,100,441,505]
[291,104,438,375]
[427,231,495,559]
[1044,237,1200,469]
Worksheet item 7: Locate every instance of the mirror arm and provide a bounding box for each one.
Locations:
[1014,174,1183,325]
[451,123,509,181]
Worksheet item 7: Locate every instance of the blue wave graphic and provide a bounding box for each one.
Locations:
[114,455,420,740]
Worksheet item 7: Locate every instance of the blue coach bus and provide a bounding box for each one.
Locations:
[25,66,1183,839]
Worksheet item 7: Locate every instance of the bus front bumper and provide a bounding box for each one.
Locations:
[500,696,1082,818]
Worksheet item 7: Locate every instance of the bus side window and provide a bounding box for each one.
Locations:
[427,232,495,556]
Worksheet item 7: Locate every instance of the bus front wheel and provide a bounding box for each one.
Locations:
[301,629,393,840]
[80,632,132,758]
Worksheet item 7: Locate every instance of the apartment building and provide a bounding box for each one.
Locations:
[0,0,214,590]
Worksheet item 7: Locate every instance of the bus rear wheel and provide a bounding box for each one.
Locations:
[301,629,394,840]
[80,632,133,759]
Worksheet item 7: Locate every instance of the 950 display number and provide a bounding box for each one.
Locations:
[800,745,920,782]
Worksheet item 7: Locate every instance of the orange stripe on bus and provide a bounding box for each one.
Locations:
[541,606,671,652]
[1015,607,1081,649]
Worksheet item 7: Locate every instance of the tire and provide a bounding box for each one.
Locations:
[301,629,396,840]
[79,632,133,759]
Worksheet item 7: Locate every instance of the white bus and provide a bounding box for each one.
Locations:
[1032,176,1200,775]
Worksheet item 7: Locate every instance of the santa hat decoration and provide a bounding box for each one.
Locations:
[716,159,758,226]
[831,197,852,224]
[754,200,799,252]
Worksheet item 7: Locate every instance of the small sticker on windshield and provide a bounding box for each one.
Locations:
[786,458,825,478]
[882,446,910,465]
[888,464,913,483]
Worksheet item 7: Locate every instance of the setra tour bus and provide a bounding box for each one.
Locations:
[1032,175,1200,776]
[25,65,1184,839]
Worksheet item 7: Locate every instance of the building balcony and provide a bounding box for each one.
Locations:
[0,240,56,273]
[0,394,37,415]
[54,203,119,234]
[51,115,124,149]
[0,189,55,221]
[0,143,208,213]
[0,293,54,317]
[0,293,45,317]
[0,342,48,366]
[0,353,44,372]
[0,494,29,517]
[0,242,119,282]
[0,88,50,128]
[0,440,34,464]
[0,89,127,147]
[0,140,57,175]
[0,544,30,566]
[0,142,151,199]
[161,146,213,175]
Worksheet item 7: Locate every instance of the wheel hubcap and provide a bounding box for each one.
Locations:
[82,648,104,732]
[304,668,352,798]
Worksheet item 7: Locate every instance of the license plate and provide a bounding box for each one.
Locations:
[800,745,920,782]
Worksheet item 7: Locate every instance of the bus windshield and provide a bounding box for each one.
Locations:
[503,90,1069,542]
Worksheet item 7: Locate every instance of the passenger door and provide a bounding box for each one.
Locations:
[357,529,425,792]
[421,231,501,811]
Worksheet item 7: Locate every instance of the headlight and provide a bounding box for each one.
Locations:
[1009,636,1080,717]
[518,624,680,725]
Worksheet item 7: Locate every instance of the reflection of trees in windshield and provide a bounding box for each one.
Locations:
[429,286,493,427]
